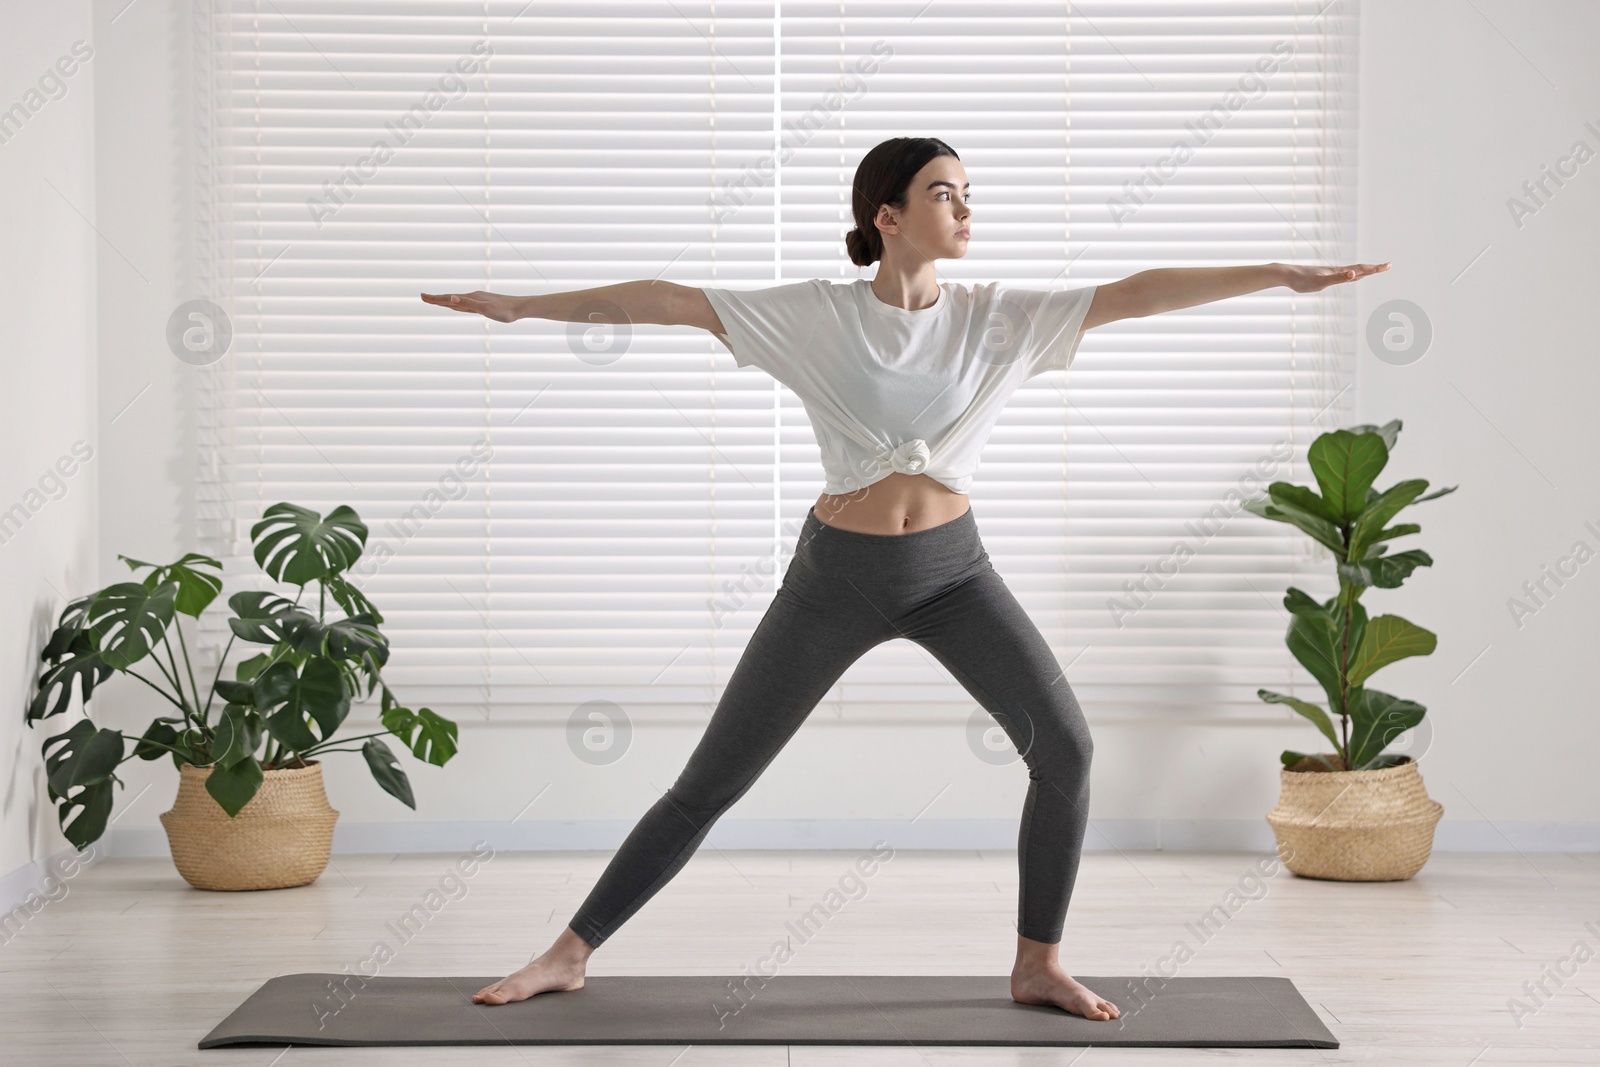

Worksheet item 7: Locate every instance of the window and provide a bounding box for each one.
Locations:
[195,1,1356,726]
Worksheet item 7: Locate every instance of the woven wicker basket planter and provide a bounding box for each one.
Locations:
[159,760,340,891]
[1266,754,1444,881]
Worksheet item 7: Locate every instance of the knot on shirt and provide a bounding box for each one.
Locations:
[887,438,932,476]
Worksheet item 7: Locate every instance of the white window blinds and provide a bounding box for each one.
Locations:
[194,1,1356,726]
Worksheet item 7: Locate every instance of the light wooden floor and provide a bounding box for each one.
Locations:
[3,847,1597,1064]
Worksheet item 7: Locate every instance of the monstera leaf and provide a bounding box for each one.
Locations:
[283,613,388,664]
[380,686,459,766]
[251,658,350,751]
[362,737,415,808]
[250,503,368,585]
[40,593,96,662]
[85,581,177,671]
[28,630,114,722]
[42,720,125,849]
[205,756,264,817]
[118,552,223,617]
[324,573,384,624]
[131,719,185,763]
[227,590,310,645]
[27,500,464,847]
[211,703,265,769]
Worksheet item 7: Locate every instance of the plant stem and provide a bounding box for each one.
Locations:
[302,730,390,757]
[1337,570,1353,767]
[173,618,204,717]
[159,631,192,715]
[201,634,237,722]
[126,736,193,759]
[145,649,185,706]
[124,668,192,717]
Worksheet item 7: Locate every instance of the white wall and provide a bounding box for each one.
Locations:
[7,0,1596,898]
[0,0,101,889]
[1350,0,1600,840]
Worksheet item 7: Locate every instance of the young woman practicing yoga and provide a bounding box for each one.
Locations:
[421,136,1387,1021]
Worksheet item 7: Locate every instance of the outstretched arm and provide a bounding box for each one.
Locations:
[421,280,724,333]
[1083,261,1390,329]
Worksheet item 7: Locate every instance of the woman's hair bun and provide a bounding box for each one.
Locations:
[844,225,875,267]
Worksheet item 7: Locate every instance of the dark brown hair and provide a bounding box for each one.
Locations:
[845,137,961,267]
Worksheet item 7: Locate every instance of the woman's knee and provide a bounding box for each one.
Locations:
[666,762,766,823]
[1017,703,1093,776]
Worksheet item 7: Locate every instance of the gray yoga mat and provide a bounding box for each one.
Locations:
[198,973,1338,1049]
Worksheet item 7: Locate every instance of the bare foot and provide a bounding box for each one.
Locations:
[1010,963,1121,1021]
[473,952,587,1005]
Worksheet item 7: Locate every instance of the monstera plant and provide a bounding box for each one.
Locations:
[26,503,459,849]
[1244,420,1456,772]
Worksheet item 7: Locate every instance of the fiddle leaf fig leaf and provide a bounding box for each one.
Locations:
[1258,689,1343,756]
[1285,609,1345,715]
[1370,523,1421,546]
[1283,751,1344,772]
[1348,479,1430,559]
[1308,430,1389,524]
[1347,615,1436,687]
[1412,484,1458,504]
[1266,482,1340,524]
[1242,492,1347,555]
[1282,586,1332,620]
[1346,687,1426,769]
[1363,548,1434,590]
[1345,418,1402,453]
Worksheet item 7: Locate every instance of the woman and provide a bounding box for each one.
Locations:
[423,136,1387,1021]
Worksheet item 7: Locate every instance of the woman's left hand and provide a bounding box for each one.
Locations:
[1282,262,1391,293]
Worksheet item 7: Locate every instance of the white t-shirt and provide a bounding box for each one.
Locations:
[701,277,1097,495]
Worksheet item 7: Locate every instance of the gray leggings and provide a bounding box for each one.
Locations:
[567,503,1094,947]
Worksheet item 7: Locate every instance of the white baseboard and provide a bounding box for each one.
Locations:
[94,817,1600,858]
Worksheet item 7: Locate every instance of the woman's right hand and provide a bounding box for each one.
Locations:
[420,290,524,323]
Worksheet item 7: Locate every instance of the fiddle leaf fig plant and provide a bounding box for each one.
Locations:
[26,503,459,849]
[1243,420,1456,772]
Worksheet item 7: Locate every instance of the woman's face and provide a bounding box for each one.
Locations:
[875,156,971,264]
